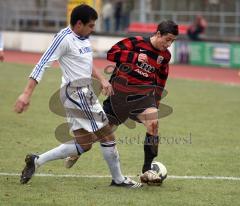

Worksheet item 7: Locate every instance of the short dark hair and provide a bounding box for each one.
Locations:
[157,20,179,36]
[70,4,98,26]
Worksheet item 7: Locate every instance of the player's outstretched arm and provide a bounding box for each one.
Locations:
[14,78,38,113]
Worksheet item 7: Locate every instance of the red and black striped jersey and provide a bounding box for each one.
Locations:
[107,36,171,95]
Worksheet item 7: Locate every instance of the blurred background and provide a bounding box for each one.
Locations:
[1,0,239,37]
[0,0,240,68]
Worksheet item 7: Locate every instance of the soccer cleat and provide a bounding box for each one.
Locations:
[110,177,143,188]
[20,154,39,184]
[140,170,162,185]
[64,155,79,168]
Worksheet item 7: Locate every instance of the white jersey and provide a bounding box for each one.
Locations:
[30,26,93,86]
[30,26,108,132]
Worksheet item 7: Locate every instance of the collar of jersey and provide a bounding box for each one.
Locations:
[69,26,89,40]
[76,35,89,40]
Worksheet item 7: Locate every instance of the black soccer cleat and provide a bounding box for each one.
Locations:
[110,177,143,188]
[20,154,39,184]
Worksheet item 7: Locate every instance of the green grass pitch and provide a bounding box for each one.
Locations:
[0,62,239,206]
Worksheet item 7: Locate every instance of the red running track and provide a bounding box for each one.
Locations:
[3,50,240,85]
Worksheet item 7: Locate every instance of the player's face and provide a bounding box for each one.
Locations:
[155,32,177,51]
[76,20,96,37]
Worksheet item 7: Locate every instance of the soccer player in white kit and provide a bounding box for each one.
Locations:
[14,4,142,188]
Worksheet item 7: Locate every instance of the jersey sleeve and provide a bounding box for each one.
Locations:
[29,33,69,83]
[107,37,139,64]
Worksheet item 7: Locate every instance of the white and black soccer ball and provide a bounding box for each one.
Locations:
[151,161,167,182]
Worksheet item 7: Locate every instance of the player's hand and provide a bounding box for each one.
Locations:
[100,79,114,96]
[14,93,30,113]
[138,53,148,63]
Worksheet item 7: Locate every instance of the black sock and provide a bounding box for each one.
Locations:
[142,133,159,173]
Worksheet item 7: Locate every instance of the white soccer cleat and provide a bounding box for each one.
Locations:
[140,170,162,185]
[64,156,79,168]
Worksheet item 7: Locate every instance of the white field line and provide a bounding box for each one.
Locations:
[0,172,240,181]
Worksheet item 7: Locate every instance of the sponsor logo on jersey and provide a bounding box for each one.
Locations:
[134,68,149,77]
[136,61,156,73]
[79,47,92,54]
[157,55,164,64]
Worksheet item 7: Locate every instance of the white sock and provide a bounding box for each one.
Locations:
[35,140,83,167]
[100,141,125,184]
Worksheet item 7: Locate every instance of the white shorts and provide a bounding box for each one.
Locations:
[60,83,108,132]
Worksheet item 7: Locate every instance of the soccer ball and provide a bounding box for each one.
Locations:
[151,161,167,182]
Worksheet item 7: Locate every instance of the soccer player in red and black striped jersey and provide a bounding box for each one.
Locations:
[65,20,178,185]
[103,20,179,184]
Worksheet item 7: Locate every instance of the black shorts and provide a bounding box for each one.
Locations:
[103,94,157,126]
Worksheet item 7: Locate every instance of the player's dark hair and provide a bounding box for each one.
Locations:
[70,4,98,26]
[157,20,179,36]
